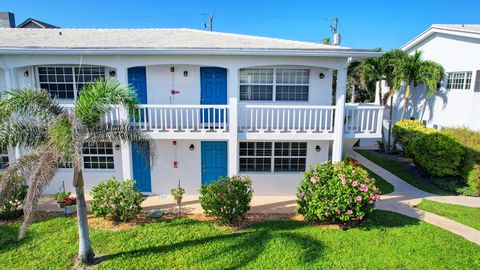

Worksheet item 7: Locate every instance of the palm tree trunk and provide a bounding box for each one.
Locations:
[73,164,95,265]
[400,84,411,120]
[387,94,394,152]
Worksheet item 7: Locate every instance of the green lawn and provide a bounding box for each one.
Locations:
[355,149,451,195]
[1,210,479,269]
[362,166,394,195]
[416,199,480,230]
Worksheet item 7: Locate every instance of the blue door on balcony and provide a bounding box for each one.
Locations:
[200,67,227,123]
[201,141,228,185]
[128,67,151,192]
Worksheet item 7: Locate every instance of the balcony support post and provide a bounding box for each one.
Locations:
[332,68,348,162]
[227,67,239,176]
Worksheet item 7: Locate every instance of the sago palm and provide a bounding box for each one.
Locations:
[394,50,444,120]
[0,79,144,265]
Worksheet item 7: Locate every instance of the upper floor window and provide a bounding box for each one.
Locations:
[239,141,307,172]
[446,72,472,90]
[240,68,309,101]
[37,66,106,99]
[0,148,9,170]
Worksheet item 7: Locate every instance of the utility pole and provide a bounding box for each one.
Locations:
[328,17,341,45]
[209,13,214,31]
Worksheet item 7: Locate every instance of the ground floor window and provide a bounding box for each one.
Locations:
[239,141,307,172]
[82,142,114,169]
[0,148,9,170]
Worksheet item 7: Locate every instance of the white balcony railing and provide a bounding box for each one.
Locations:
[238,105,336,134]
[132,104,229,133]
[344,104,384,137]
[60,103,383,139]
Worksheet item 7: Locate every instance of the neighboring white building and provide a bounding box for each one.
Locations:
[391,24,480,130]
[0,27,382,195]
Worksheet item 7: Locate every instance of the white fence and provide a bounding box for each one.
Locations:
[344,105,384,137]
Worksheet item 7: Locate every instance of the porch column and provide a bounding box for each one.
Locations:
[332,68,347,162]
[228,67,239,176]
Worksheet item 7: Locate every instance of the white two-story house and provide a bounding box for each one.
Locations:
[390,24,480,131]
[0,27,382,195]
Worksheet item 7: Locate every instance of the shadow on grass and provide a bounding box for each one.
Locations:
[94,219,325,268]
[0,224,19,251]
[358,210,420,231]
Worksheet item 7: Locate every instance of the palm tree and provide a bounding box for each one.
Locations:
[0,79,144,265]
[394,50,444,120]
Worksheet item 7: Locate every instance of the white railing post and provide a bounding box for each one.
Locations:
[332,68,347,162]
[377,106,384,135]
[228,100,239,175]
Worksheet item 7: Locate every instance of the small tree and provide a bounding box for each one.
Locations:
[170,180,185,217]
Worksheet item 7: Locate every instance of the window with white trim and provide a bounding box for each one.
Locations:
[446,72,472,90]
[239,68,310,101]
[239,142,307,172]
[83,142,114,169]
[37,66,106,99]
[0,148,9,170]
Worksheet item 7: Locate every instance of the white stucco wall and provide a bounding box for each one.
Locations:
[149,139,329,196]
[393,33,480,131]
[44,146,124,194]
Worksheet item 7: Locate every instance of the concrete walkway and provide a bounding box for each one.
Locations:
[350,150,480,245]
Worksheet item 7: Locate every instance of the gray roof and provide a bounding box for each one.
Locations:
[0,28,380,58]
[432,24,480,35]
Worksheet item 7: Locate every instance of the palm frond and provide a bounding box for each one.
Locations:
[0,115,49,149]
[85,121,145,143]
[5,146,63,240]
[48,116,75,160]
[0,89,63,120]
[75,79,139,128]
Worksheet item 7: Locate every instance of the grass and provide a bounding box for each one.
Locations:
[362,166,395,195]
[355,149,451,195]
[416,199,480,230]
[1,210,479,269]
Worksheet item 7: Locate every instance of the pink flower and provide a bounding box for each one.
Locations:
[310,177,319,184]
[372,185,378,191]
[375,194,381,200]
[347,210,353,215]
[348,196,353,202]
[356,195,362,202]
[339,174,345,180]
[360,184,369,192]
[359,216,364,220]
[369,193,376,200]
[352,181,358,187]
[337,209,342,214]
[322,160,329,164]
[364,178,371,183]
[369,200,374,204]
[341,179,346,186]
[299,192,305,199]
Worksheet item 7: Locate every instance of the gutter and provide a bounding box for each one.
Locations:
[0,48,382,58]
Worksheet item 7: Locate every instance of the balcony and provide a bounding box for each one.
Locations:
[61,103,383,140]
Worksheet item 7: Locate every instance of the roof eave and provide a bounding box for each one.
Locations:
[401,26,480,52]
[0,48,381,58]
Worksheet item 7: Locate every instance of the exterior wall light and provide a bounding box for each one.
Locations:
[319,73,325,79]
[315,145,321,152]
[183,71,188,77]
[114,144,121,151]
[24,70,29,77]
[109,70,116,77]
[170,67,175,72]
[189,144,195,151]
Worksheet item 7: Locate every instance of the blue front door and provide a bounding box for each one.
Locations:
[201,141,228,185]
[131,142,152,192]
[128,67,151,192]
[201,67,227,123]
[128,67,147,103]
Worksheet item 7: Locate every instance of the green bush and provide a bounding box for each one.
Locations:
[411,132,464,177]
[91,178,145,222]
[199,175,253,225]
[0,173,28,220]
[392,120,434,157]
[297,161,381,223]
[466,165,480,196]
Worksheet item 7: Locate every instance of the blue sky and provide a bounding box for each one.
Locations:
[2,0,479,50]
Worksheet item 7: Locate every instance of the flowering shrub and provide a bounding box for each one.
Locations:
[91,178,144,222]
[0,173,27,220]
[52,191,76,207]
[199,175,253,225]
[297,160,380,223]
